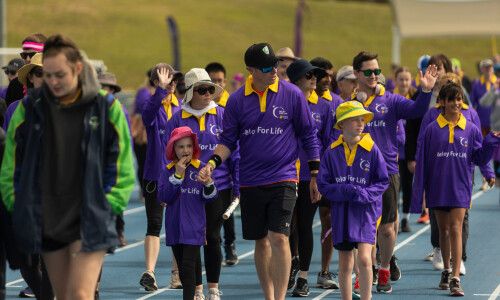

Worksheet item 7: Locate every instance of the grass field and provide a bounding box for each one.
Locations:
[6,0,499,91]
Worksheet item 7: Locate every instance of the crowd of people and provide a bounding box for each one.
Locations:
[0,32,500,300]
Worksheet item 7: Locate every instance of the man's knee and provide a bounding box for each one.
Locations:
[268,231,289,250]
[379,223,395,238]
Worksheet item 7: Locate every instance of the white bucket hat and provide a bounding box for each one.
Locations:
[183,68,223,104]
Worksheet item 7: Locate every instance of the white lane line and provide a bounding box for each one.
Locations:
[124,206,145,215]
[488,282,500,300]
[5,278,24,287]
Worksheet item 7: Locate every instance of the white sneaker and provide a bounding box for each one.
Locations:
[433,248,444,270]
[480,180,491,191]
[206,288,222,300]
[424,250,434,261]
[460,261,466,276]
[195,290,206,300]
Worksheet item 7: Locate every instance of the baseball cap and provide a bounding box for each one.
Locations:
[150,63,182,82]
[336,66,356,82]
[480,59,493,68]
[244,43,278,68]
[2,58,24,73]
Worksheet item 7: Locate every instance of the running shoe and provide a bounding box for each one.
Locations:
[195,290,206,300]
[401,219,412,232]
[353,277,360,298]
[480,179,491,191]
[376,269,392,293]
[459,261,466,276]
[449,278,465,296]
[18,287,35,298]
[390,255,401,281]
[438,270,451,290]
[170,270,182,289]
[287,256,300,290]
[206,288,222,300]
[224,243,239,266]
[433,248,444,270]
[316,271,339,289]
[139,270,158,291]
[417,212,430,224]
[372,265,379,285]
[292,278,309,297]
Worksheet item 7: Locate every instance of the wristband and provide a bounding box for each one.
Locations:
[421,89,432,93]
[208,160,216,168]
[204,181,214,188]
[310,173,318,178]
[308,161,320,171]
[174,173,182,179]
[209,154,222,169]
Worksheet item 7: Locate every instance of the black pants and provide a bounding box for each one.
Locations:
[204,188,231,283]
[222,191,236,247]
[296,181,318,271]
[398,159,413,215]
[19,255,53,300]
[0,242,5,300]
[430,209,469,261]
[143,180,163,237]
[172,244,202,300]
[116,213,125,235]
[134,143,147,194]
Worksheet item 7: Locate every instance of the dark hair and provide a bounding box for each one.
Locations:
[43,34,83,74]
[205,62,226,76]
[310,57,333,70]
[22,33,47,45]
[438,82,464,104]
[394,66,411,79]
[353,51,378,71]
[428,54,453,73]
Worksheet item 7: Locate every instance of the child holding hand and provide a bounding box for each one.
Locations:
[158,127,218,300]
[317,101,390,300]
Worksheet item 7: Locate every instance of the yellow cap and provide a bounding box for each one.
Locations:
[334,101,373,130]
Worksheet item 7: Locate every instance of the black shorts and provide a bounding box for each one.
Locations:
[334,241,358,251]
[316,197,331,207]
[433,206,463,212]
[239,181,297,240]
[381,174,400,224]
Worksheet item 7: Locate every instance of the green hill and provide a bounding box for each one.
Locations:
[7,0,497,94]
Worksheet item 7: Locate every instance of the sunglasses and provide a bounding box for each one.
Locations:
[194,86,216,95]
[30,69,43,78]
[255,61,279,73]
[20,52,37,60]
[304,71,315,80]
[358,69,382,76]
[4,70,16,76]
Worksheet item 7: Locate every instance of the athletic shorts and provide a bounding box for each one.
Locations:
[316,197,331,207]
[381,174,400,224]
[432,206,463,212]
[239,181,297,240]
[334,241,358,251]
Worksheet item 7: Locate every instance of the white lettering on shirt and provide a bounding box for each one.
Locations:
[436,151,467,158]
[242,126,284,136]
[365,120,386,127]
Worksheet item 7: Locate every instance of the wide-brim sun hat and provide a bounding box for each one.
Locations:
[183,68,223,104]
[17,53,43,86]
[98,72,122,93]
[286,59,327,83]
[165,126,202,161]
[334,100,374,130]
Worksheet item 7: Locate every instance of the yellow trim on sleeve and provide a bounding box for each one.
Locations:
[181,108,217,131]
[436,114,467,143]
[244,75,279,112]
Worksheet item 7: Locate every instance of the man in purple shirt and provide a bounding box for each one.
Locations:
[351,51,438,293]
[199,43,320,300]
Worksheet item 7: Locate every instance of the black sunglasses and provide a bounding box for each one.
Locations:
[20,52,37,60]
[358,69,382,76]
[4,70,16,76]
[31,69,43,78]
[194,86,215,95]
[304,71,315,80]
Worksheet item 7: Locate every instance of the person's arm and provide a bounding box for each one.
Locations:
[157,167,182,205]
[410,125,430,214]
[227,147,240,197]
[103,98,136,215]
[316,151,350,202]
[141,68,173,126]
[396,120,405,150]
[351,149,390,205]
[472,130,500,167]
[479,87,499,107]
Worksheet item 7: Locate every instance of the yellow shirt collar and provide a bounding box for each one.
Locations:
[437,114,466,130]
[350,84,385,107]
[481,74,498,91]
[162,94,179,120]
[218,90,230,107]
[181,107,217,131]
[393,87,410,99]
[321,90,332,101]
[167,159,201,170]
[307,90,319,104]
[331,133,374,152]
[244,75,279,112]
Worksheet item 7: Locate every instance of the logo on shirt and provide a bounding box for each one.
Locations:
[272,105,288,119]
[89,116,100,130]
[360,159,370,171]
[262,46,270,55]
[189,170,199,181]
[460,137,468,147]
[375,103,388,114]
[312,112,322,123]
[210,124,222,136]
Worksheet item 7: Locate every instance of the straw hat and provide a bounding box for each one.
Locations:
[334,101,373,130]
[276,47,299,61]
[17,53,43,86]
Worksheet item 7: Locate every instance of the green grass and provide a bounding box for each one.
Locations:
[7,0,499,92]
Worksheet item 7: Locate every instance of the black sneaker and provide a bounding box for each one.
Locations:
[372,265,379,285]
[390,255,401,281]
[376,269,392,293]
[225,243,239,266]
[401,219,412,232]
[438,270,451,290]
[287,256,300,290]
[18,287,35,298]
[292,278,309,297]
[449,278,465,296]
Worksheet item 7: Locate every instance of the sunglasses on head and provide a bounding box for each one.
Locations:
[4,70,16,76]
[255,61,279,73]
[359,69,382,76]
[20,52,37,60]
[194,86,216,95]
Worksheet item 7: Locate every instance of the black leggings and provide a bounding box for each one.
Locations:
[143,180,164,237]
[398,159,414,214]
[296,181,318,271]
[172,244,202,300]
[19,255,53,300]
[204,189,231,283]
[134,143,147,193]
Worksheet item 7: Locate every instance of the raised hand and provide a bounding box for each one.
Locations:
[157,67,173,90]
[419,64,439,92]
[175,156,190,177]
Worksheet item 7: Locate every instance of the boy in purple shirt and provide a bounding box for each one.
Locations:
[158,127,217,300]
[317,101,389,300]
[199,43,320,300]
[411,82,500,296]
